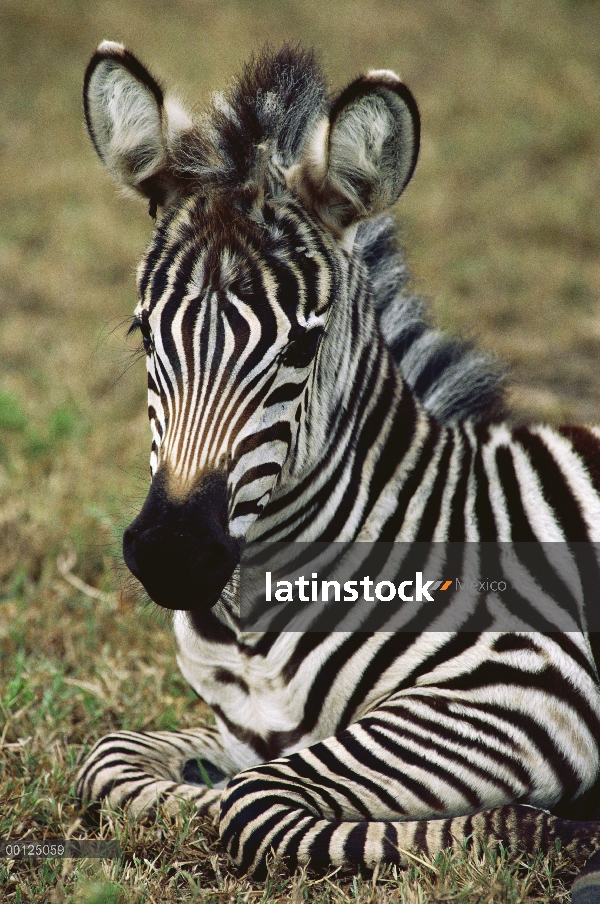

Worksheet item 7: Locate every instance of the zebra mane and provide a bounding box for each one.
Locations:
[174,45,327,185]
[356,216,506,423]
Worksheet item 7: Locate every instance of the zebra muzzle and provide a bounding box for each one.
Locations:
[122,470,240,611]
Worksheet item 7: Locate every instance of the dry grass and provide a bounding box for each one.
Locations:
[2,0,600,900]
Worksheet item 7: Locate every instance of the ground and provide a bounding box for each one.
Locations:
[2,1,600,901]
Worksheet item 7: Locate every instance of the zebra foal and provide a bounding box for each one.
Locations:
[79,42,600,897]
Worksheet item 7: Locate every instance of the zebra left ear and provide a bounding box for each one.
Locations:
[84,42,191,207]
[292,71,420,233]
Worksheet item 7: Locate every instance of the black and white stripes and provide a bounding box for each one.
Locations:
[79,42,600,895]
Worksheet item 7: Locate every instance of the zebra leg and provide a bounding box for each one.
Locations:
[218,697,600,877]
[76,724,239,818]
[221,786,600,880]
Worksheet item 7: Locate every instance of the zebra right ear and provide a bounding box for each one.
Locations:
[291,70,420,235]
[84,42,191,207]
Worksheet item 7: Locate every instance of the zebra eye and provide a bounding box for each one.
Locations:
[280,327,324,368]
[128,310,154,354]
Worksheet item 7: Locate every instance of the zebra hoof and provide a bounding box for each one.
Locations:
[571,850,600,904]
[182,758,227,786]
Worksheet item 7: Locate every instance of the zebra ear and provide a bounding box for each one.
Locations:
[84,42,191,205]
[294,71,420,232]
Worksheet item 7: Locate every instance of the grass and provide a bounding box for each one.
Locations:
[2,0,600,900]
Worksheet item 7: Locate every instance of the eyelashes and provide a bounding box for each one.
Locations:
[127,309,154,354]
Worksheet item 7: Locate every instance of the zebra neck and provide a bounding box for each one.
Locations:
[251,260,444,543]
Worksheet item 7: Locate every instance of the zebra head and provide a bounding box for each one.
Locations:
[84,43,419,612]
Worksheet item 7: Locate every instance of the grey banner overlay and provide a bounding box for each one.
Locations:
[0,840,121,859]
[239,542,600,632]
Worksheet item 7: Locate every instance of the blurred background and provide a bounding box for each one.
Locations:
[2,3,600,897]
